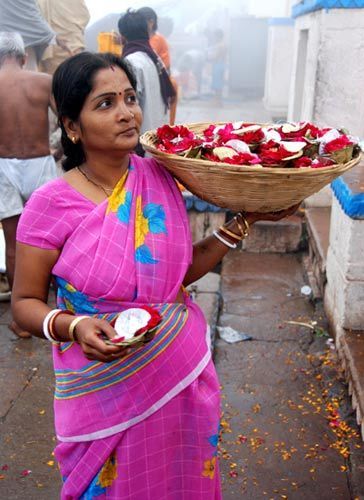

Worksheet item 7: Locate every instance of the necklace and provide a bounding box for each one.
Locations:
[77,166,114,197]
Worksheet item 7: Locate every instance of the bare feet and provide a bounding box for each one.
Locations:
[9,321,31,339]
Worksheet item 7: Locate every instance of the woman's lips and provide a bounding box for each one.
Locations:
[118,127,137,136]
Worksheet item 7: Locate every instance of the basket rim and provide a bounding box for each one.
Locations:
[140,123,362,175]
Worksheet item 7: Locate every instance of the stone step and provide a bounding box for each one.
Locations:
[241,214,303,253]
[336,328,364,440]
[304,207,331,299]
[188,208,304,253]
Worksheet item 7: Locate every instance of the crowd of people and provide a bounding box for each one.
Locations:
[0,4,298,498]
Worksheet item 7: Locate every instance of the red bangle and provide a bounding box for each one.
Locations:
[218,226,241,243]
[49,310,74,342]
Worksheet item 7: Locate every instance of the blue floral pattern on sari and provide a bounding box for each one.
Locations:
[56,277,99,314]
[135,195,167,264]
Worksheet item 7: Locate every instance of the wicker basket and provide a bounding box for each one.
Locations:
[140,122,362,212]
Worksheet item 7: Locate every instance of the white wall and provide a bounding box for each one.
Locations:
[288,9,364,137]
[264,23,295,117]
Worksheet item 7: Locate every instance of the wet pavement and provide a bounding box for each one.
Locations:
[216,251,364,499]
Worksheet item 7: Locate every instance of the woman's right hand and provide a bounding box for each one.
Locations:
[74,317,130,363]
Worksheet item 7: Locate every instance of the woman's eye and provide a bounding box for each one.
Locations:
[98,99,112,109]
[126,94,137,104]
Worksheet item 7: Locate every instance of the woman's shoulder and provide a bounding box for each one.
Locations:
[130,154,169,178]
[27,176,88,211]
[27,177,66,205]
[130,154,183,195]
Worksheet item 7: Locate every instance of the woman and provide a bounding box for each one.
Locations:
[118,10,175,136]
[137,6,178,125]
[12,52,298,499]
[137,6,171,71]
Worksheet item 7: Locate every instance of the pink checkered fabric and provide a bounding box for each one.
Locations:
[17,155,222,498]
[56,360,221,499]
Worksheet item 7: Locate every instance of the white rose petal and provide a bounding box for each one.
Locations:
[280,141,306,153]
[281,122,305,134]
[114,308,151,340]
[234,124,262,135]
[212,147,237,160]
[233,121,244,130]
[264,129,282,143]
[225,139,250,153]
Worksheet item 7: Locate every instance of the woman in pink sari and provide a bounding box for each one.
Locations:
[12,52,297,499]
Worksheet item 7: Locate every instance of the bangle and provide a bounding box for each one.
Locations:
[49,310,74,342]
[234,212,250,238]
[219,225,241,242]
[213,230,237,249]
[68,315,89,342]
[43,309,62,343]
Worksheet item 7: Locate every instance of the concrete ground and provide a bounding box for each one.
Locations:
[216,251,364,500]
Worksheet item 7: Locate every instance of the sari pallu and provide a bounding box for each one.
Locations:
[43,156,221,497]
[50,155,215,441]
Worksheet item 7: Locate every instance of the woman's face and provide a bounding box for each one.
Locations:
[71,66,142,157]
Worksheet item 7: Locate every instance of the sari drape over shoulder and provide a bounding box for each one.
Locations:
[17,155,221,499]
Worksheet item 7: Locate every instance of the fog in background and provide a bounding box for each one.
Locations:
[84,0,291,99]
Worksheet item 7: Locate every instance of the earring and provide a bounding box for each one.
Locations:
[70,136,78,144]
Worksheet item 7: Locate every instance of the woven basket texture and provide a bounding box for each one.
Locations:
[140,123,362,212]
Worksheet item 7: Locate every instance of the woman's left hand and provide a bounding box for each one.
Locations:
[244,202,302,225]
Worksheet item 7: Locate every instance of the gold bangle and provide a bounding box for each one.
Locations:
[234,212,250,238]
[219,225,241,242]
[68,315,89,342]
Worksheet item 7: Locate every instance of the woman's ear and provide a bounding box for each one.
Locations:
[63,117,81,142]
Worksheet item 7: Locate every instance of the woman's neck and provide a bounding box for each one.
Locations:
[81,153,131,187]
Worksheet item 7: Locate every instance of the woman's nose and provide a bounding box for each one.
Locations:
[116,101,133,121]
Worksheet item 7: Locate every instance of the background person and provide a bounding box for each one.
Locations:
[0,0,69,70]
[137,6,170,71]
[37,0,90,75]
[137,5,178,125]
[0,32,58,337]
[118,9,176,138]
[12,51,299,498]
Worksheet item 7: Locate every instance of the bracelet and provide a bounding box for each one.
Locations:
[43,309,62,343]
[49,310,74,342]
[213,230,237,249]
[219,225,241,242]
[234,212,250,238]
[68,315,89,342]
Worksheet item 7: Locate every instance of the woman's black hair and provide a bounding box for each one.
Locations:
[137,6,158,32]
[118,10,149,41]
[52,51,137,171]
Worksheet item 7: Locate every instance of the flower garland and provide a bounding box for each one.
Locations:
[155,122,361,168]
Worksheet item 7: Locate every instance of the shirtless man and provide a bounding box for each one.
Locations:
[0,32,57,337]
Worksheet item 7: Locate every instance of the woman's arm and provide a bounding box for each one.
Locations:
[12,243,128,362]
[12,243,59,337]
[183,205,301,286]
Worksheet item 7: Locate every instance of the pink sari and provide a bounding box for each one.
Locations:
[17,155,221,499]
